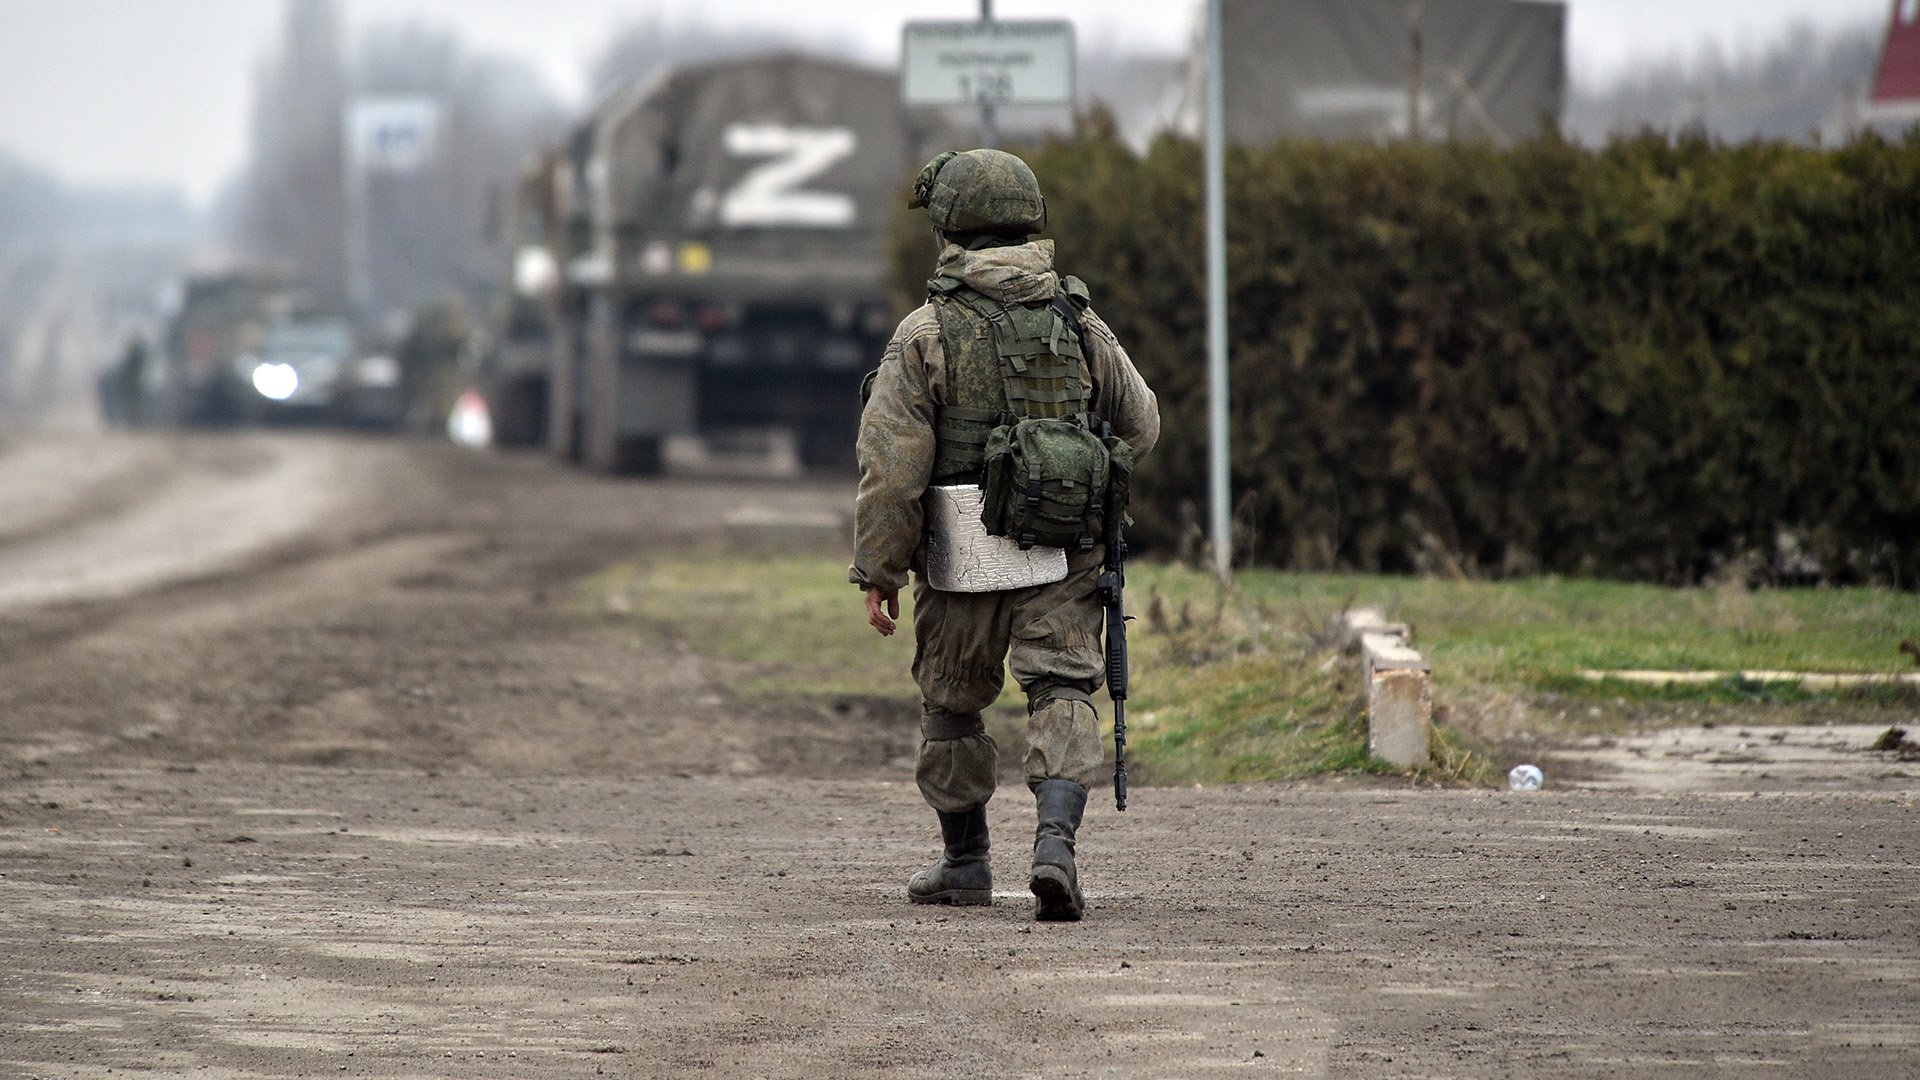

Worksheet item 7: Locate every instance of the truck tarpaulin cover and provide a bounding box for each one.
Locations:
[589,55,941,299]
[1223,0,1565,143]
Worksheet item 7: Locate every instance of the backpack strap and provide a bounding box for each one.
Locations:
[1047,275,1089,344]
[927,286,1009,484]
[1018,474,1044,548]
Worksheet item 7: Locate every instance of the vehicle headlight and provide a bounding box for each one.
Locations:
[251,362,299,401]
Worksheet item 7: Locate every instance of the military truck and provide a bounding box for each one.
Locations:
[150,271,281,426]
[547,52,947,473]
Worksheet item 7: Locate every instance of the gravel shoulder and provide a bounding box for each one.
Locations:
[0,432,1915,1078]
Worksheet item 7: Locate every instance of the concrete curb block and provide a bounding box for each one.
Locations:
[1341,607,1432,768]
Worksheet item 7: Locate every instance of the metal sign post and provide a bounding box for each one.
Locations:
[1205,0,1232,581]
[901,12,1075,148]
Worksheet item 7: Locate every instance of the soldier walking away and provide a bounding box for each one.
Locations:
[851,149,1159,921]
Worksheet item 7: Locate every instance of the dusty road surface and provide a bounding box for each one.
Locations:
[1,433,1915,1078]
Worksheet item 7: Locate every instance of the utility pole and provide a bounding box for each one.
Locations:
[343,103,370,321]
[1407,0,1428,141]
[1204,0,1231,581]
[979,0,998,148]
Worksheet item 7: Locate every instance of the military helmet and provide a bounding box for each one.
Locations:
[908,149,1046,236]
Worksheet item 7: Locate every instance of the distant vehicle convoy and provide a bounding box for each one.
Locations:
[114,51,938,466]
[460,51,949,473]
[106,273,404,431]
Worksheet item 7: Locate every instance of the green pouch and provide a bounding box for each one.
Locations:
[981,416,1111,551]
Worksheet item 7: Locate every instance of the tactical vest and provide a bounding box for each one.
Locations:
[927,274,1093,485]
[925,274,1131,552]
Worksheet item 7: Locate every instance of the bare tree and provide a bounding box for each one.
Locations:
[230,3,563,327]
[350,22,565,321]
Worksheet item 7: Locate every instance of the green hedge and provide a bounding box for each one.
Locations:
[892,116,1920,585]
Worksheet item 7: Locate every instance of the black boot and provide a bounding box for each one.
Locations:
[907,805,992,906]
[1030,779,1087,921]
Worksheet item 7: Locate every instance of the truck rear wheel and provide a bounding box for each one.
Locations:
[489,376,548,448]
[612,435,664,475]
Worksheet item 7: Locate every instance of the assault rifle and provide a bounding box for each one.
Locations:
[1096,423,1131,812]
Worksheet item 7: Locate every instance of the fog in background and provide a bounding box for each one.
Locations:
[1,2,1900,247]
[1566,18,1887,143]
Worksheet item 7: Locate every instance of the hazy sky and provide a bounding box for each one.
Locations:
[0,0,1896,205]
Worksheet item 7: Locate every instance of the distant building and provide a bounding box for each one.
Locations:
[1180,0,1566,145]
[1845,0,1920,135]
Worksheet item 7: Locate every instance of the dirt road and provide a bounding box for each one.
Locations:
[1,433,1915,1078]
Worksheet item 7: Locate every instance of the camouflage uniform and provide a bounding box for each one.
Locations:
[851,240,1160,804]
[851,150,1158,919]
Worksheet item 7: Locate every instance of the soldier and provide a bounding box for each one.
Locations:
[851,149,1159,921]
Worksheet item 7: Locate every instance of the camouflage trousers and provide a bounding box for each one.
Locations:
[910,547,1106,814]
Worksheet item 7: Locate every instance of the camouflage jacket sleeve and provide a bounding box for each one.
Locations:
[1082,308,1161,459]
[849,307,940,592]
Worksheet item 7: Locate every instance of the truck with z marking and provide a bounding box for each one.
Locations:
[527,52,948,474]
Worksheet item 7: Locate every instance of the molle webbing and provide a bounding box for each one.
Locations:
[1013,470,1104,551]
[932,405,999,481]
[925,276,1092,485]
[944,289,1087,422]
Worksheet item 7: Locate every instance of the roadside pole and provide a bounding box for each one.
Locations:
[1204,0,1232,582]
[1407,0,1428,141]
[979,0,998,148]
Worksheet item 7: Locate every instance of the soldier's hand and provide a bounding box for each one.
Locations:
[865,587,900,636]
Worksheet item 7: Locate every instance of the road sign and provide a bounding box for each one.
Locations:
[901,20,1075,107]
[346,96,440,173]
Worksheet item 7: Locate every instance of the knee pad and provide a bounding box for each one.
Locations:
[920,708,986,742]
[1027,685,1095,714]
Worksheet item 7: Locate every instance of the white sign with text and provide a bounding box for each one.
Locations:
[901,20,1075,107]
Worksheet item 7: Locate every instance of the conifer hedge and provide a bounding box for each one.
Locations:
[893,116,1920,585]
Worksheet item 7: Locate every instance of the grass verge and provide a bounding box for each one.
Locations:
[584,552,1445,785]
[580,553,1920,786]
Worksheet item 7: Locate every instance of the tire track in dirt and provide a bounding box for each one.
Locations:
[0,432,889,783]
[0,432,362,612]
[0,434,206,549]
